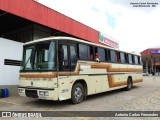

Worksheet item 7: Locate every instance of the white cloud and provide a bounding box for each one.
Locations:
[113,7,160,52]
[37,0,160,52]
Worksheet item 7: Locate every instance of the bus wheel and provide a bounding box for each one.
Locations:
[126,78,133,91]
[71,83,84,104]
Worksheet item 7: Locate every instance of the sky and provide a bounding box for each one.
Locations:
[36,0,160,53]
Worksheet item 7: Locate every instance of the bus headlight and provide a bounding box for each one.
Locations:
[39,91,49,96]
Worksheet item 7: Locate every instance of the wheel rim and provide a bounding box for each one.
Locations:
[74,87,82,101]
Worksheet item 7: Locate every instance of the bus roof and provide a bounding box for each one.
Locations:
[24,36,140,56]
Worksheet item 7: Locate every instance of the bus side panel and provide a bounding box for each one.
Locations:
[133,65,143,83]
[101,75,109,92]
[78,67,95,95]
[58,75,71,101]
[93,68,109,93]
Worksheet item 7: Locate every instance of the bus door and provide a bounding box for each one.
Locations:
[58,41,77,99]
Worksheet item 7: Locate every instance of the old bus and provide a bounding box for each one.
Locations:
[18,37,143,104]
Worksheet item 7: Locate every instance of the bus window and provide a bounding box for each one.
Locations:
[134,56,138,64]
[89,46,94,60]
[120,52,126,64]
[70,46,77,70]
[117,52,120,63]
[128,54,132,64]
[59,44,77,71]
[59,45,69,70]
[125,54,129,63]
[110,50,116,63]
[139,56,142,65]
[97,47,105,62]
[105,49,109,62]
[132,55,135,64]
[22,48,33,70]
[79,44,90,60]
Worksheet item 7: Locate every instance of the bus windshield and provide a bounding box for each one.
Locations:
[21,41,56,71]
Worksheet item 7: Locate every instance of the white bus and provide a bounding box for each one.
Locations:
[18,37,143,104]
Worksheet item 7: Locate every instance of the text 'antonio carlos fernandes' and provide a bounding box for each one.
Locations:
[115,112,158,117]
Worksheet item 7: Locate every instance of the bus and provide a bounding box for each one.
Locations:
[18,37,143,104]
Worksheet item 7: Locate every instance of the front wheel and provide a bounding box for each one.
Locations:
[71,83,84,104]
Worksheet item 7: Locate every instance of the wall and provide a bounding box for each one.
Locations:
[33,24,51,40]
[3,24,52,42]
[0,38,23,85]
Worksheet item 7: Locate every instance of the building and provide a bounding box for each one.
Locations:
[141,48,160,75]
[0,0,118,95]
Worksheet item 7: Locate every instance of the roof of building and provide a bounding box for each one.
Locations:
[0,0,98,43]
[141,48,160,56]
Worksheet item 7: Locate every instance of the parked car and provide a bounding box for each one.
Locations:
[143,70,149,76]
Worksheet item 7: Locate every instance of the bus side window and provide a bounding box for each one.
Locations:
[139,56,142,65]
[117,52,120,63]
[134,56,138,65]
[70,46,77,71]
[78,44,90,60]
[120,52,126,64]
[125,54,129,63]
[128,54,132,64]
[110,50,116,63]
[132,55,135,64]
[59,45,69,71]
[89,46,94,60]
[119,52,128,64]
[97,47,105,62]
[108,50,111,62]
[105,49,109,62]
[94,47,99,62]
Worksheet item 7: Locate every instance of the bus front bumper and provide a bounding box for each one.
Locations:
[18,87,59,101]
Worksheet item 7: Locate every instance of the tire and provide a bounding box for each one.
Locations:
[126,78,133,91]
[71,83,84,104]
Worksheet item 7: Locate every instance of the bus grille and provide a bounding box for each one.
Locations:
[25,90,38,98]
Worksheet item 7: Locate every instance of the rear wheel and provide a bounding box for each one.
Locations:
[126,78,133,91]
[71,83,84,104]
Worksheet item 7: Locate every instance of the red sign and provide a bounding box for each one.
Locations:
[99,32,119,48]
